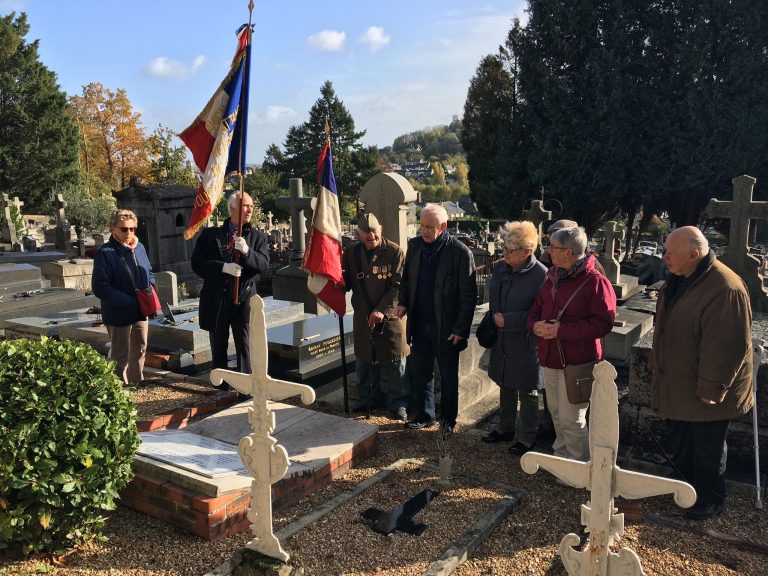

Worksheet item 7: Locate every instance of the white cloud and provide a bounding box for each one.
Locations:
[143,55,206,80]
[306,30,346,52]
[254,105,297,125]
[358,26,390,53]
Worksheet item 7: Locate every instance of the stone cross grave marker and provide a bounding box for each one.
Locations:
[266,211,274,231]
[54,193,68,251]
[522,199,552,248]
[275,178,315,268]
[359,172,418,256]
[209,294,316,562]
[599,221,625,284]
[1,193,18,245]
[706,174,768,312]
[521,361,696,576]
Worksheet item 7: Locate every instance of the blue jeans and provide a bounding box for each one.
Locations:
[355,357,408,411]
[407,320,460,426]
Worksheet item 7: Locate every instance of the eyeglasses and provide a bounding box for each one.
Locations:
[118,227,136,233]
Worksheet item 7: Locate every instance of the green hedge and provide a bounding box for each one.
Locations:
[0,337,139,555]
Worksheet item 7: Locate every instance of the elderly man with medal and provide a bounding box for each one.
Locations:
[342,213,410,420]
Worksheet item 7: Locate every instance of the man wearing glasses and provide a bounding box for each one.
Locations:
[192,192,270,382]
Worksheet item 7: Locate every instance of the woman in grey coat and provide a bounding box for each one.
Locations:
[481,221,547,455]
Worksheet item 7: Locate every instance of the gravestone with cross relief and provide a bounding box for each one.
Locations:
[1,193,18,245]
[272,178,320,313]
[54,193,69,251]
[706,174,768,312]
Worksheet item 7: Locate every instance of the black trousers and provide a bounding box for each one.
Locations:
[408,320,460,427]
[666,419,729,506]
[208,297,250,374]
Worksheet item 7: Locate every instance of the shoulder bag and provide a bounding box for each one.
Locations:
[120,256,160,317]
[554,275,596,404]
[476,310,497,348]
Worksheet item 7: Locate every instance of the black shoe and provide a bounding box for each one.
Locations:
[405,417,436,429]
[507,441,534,456]
[390,407,408,421]
[685,501,724,520]
[440,423,454,440]
[481,430,515,444]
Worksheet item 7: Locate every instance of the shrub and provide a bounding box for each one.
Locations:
[0,337,139,555]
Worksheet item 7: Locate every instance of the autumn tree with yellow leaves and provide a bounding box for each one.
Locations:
[69,82,151,194]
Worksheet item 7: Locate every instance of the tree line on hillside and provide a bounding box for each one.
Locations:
[462,0,768,246]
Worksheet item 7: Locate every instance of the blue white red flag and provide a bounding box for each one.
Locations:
[303,140,346,315]
[180,24,252,239]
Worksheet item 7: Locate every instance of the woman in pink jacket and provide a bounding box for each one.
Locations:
[528,226,616,461]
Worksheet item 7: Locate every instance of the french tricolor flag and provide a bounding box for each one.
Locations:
[302,140,347,315]
[180,25,251,239]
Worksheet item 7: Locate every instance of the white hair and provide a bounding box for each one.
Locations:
[227,192,250,210]
[420,203,448,225]
[550,226,588,258]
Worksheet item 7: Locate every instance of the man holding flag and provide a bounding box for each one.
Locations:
[182,21,269,381]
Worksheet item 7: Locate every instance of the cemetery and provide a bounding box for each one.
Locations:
[2,3,768,576]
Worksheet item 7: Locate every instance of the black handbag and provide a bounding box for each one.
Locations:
[476,310,498,348]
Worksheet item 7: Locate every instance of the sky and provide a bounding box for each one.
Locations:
[4,0,526,166]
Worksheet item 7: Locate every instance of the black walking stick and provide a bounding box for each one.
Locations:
[366,322,384,420]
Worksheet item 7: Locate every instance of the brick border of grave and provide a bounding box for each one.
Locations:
[120,420,378,540]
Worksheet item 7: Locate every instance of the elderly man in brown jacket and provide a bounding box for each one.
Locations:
[342,213,409,420]
[651,226,753,520]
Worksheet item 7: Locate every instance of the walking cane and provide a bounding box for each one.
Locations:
[752,337,764,510]
[367,323,383,420]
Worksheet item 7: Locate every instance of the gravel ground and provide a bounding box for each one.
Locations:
[130,379,217,418]
[1,398,767,575]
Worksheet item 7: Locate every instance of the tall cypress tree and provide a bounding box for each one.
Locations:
[0,12,79,211]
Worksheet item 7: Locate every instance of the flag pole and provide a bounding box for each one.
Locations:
[324,118,350,414]
[234,0,255,305]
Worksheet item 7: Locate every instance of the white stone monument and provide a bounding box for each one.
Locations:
[521,361,696,576]
[210,294,316,562]
[359,172,418,257]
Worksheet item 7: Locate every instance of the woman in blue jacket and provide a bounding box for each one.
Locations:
[92,209,156,384]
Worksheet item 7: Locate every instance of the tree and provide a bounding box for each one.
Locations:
[270,81,379,200]
[431,162,446,185]
[69,82,151,192]
[147,124,198,187]
[55,184,115,241]
[243,168,286,221]
[0,12,79,211]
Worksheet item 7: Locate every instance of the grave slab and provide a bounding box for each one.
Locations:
[0,288,98,321]
[0,250,66,264]
[121,401,378,540]
[603,307,654,362]
[38,259,94,290]
[0,309,97,339]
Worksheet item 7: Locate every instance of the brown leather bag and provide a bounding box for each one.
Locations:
[554,275,596,404]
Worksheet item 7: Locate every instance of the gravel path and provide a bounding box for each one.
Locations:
[1,400,766,575]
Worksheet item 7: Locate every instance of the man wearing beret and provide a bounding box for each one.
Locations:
[342,213,410,420]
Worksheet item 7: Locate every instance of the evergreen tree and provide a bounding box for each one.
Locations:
[272,81,379,199]
[147,124,197,187]
[0,12,79,211]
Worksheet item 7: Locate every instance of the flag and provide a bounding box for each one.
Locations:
[180,24,252,239]
[303,140,346,315]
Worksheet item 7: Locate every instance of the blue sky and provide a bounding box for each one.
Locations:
[5,0,525,165]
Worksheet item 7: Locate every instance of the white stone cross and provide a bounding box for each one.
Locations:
[600,221,625,284]
[521,361,696,576]
[210,294,316,562]
[522,199,552,247]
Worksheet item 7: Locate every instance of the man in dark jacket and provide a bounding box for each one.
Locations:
[651,226,753,520]
[191,192,270,378]
[342,213,409,420]
[396,204,477,433]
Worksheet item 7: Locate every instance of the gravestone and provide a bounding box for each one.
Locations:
[597,221,640,300]
[521,199,551,248]
[38,259,94,290]
[359,172,418,256]
[272,178,319,313]
[521,361,696,576]
[265,211,274,231]
[705,174,768,312]
[1,193,19,246]
[54,194,69,251]
[113,182,199,283]
[155,270,179,307]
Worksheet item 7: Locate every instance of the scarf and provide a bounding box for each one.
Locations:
[420,230,450,264]
[556,256,587,286]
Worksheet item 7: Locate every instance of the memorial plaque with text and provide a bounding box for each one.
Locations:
[138,431,245,478]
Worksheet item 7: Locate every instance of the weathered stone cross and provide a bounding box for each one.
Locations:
[210,295,316,562]
[522,199,552,246]
[600,221,625,284]
[275,179,315,268]
[521,361,696,576]
[706,175,768,312]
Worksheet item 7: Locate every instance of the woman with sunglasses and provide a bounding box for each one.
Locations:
[92,209,156,384]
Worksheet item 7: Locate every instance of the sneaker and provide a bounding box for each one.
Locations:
[685,501,724,520]
[405,417,436,429]
[481,430,515,444]
[391,407,408,421]
[507,441,534,456]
